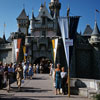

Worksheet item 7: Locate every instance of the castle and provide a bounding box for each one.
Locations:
[0,0,100,79]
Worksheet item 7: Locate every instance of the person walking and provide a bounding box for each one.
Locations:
[15,63,23,91]
[54,64,61,95]
[28,64,33,79]
[3,63,8,89]
[0,62,4,89]
[61,67,67,95]
[49,63,53,76]
[23,63,27,79]
[36,64,39,74]
[7,63,14,92]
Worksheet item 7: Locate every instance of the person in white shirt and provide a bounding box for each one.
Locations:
[60,67,67,95]
[23,63,27,79]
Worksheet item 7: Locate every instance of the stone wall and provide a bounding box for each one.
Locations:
[76,44,92,78]
[0,43,12,64]
[92,47,100,79]
[0,50,12,64]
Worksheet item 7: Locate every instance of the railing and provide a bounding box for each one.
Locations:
[0,43,12,49]
[89,38,100,44]
[34,23,54,29]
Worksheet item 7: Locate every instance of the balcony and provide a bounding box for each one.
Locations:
[34,23,54,29]
[0,43,12,50]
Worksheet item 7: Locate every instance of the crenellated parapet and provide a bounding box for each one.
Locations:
[0,43,12,50]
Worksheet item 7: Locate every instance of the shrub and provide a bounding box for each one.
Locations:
[93,94,100,100]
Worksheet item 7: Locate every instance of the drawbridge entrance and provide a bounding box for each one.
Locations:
[34,57,52,73]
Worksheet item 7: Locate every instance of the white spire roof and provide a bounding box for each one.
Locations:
[51,0,59,2]
[37,3,53,20]
[92,21,100,35]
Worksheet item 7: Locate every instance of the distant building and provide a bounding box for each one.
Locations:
[0,0,100,79]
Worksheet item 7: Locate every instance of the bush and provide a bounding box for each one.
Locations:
[93,94,100,100]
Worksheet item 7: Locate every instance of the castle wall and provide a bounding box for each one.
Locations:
[76,44,93,78]
[0,44,12,64]
[92,47,100,79]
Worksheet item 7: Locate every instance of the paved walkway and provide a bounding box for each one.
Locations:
[0,74,90,100]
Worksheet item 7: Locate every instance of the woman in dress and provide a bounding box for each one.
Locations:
[54,64,61,95]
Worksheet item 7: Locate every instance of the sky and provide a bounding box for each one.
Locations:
[0,0,100,39]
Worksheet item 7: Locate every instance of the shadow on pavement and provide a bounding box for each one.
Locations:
[0,97,39,100]
[6,86,52,93]
[32,77,47,80]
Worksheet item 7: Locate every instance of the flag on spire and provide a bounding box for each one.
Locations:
[96,9,100,13]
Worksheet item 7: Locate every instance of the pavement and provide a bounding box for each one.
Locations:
[0,74,91,100]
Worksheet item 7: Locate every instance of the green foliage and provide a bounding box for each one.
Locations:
[93,94,100,100]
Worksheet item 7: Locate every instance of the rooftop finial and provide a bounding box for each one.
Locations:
[3,22,6,41]
[95,10,97,22]
[3,22,6,35]
[23,3,25,9]
[67,5,70,17]
[31,8,35,19]
[44,0,46,6]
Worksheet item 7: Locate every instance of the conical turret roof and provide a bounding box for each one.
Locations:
[92,21,100,36]
[83,24,93,35]
[31,9,35,20]
[37,2,53,20]
[17,9,28,20]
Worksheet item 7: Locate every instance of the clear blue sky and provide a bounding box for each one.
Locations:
[0,0,100,39]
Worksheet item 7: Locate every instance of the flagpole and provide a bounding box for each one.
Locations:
[95,10,96,22]
[67,7,70,98]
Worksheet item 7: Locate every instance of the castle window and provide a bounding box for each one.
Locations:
[42,31,46,37]
[42,17,45,25]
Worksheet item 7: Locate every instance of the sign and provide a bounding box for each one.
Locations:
[65,39,73,46]
[25,53,27,56]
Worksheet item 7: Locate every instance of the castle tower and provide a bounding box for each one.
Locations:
[89,21,100,79]
[30,9,35,33]
[89,21,100,45]
[49,0,61,18]
[17,9,30,36]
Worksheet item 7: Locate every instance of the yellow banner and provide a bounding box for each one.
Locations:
[23,45,26,61]
[52,39,58,64]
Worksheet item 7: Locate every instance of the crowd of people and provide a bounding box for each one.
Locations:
[0,60,46,92]
[0,61,68,95]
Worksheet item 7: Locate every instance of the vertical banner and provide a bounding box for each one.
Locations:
[58,17,69,67]
[17,39,21,61]
[13,39,21,62]
[13,39,17,62]
[23,45,26,61]
[52,39,58,65]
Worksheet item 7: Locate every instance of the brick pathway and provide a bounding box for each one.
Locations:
[0,74,90,100]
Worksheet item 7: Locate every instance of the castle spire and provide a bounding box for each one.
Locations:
[51,0,59,3]
[44,1,46,6]
[31,8,35,19]
[49,0,61,18]
[92,21,100,35]
[3,22,6,42]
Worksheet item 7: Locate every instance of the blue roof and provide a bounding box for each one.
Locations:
[83,24,93,35]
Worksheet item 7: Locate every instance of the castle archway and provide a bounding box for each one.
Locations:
[33,57,52,73]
